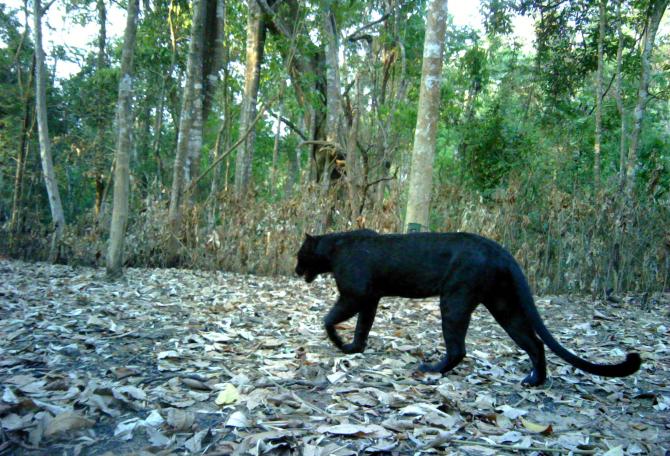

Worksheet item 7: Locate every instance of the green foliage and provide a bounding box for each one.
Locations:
[0,0,668,293]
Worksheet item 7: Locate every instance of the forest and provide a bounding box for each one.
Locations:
[0,0,669,454]
[0,0,666,293]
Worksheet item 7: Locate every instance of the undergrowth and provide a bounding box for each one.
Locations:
[1,179,668,295]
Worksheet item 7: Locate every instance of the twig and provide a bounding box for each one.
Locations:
[364,171,398,190]
[101,329,135,339]
[418,434,598,454]
[186,96,278,192]
[138,372,212,386]
[258,368,364,424]
[254,378,328,389]
[297,139,342,150]
[267,110,307,140]
[346,14,391,42]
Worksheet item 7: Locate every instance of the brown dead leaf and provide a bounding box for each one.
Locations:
[44,411,95,437]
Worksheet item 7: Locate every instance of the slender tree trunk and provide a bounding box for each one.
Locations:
[191,0,226,187]
[270,105,282,194]
[615,0,626,190]
[210,65,230,201]
[346,78,364,220]
[151,0,180,186]
[234,0,266,197]
[185,79,204,184]
[10,56,35,234]
[321,3,341,189]
[624,0,668,200]
[107,0,140,277]
[594,0,605,192]
[404,0,448,232]
[168,0,205,230]
[94,0,108,220]
[33,0,66,261]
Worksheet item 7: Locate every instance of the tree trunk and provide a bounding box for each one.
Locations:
[624,0,669,200]
[321,3,342,189]
[185,77,204,184]
[106,0,140,277]
[188,0,225,187]
[94,0,108,220]
[234,0,266,197]
[615,0,626,190]
[33,0,66,261]
[258,0,328,184]
[270,106,282,194]
[168,0,205,230]
[210,60,230,199]
[404,0,448,232]
[594,0,605,192]
[10,56,35,234]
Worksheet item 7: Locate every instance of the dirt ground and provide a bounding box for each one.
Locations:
[0,259,668,455]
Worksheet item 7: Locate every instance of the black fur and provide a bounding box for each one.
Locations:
[295,230,641,386]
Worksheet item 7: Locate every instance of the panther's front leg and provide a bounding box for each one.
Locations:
[324,296,358,351]
[324,296,379,354]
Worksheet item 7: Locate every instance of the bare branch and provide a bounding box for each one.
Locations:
[187,96,278,192]
[345,12,392,42]
[268,110,307,140]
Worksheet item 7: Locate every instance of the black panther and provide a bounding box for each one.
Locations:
[295,230,641,386]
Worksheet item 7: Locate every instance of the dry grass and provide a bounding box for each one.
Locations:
[2,178,668,294]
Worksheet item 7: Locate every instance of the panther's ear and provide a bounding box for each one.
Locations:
[304,233,314,241]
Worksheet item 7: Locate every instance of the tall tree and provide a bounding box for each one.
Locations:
[615,0,626,190]
[624,0,669,199]
[404,0,448,232]
[107,0,140,277]
[234,0,266,197]
[10,8,34,235]
[594,0,605,192]
[93,0,109,219]
[168,0,205,229]
[33,0,65,261]
[321,1,342,186]
[189,0,226,183]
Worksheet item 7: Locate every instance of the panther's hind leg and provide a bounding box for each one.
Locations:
[419,290,477,374]
[484,298,546,386]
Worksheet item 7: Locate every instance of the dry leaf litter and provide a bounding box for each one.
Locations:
[0,259,668,455]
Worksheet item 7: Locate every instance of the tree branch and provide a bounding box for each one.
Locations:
[187,96,277,192]
[345,12,392,42]
[268,110,307,140]
[256,0,292,38]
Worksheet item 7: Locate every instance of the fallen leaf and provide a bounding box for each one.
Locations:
[44,411,95,437]
[520,416,553,434]
[166,408,195,431]
[215,383,239,406]
[225,410,249,428]
[316,423,392,439]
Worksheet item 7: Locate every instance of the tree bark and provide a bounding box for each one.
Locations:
[594,0,605,192]
[624,0,668,200]
[404,0,448,232]
[270,103,282,194]
[234,0,266,197]
[208,0,230,224]
[321,3,342,188]
[33,0,66,261]
[94,0,108,220]
[168,0,205,229]
[107,0,140,277]
[190,0,226,187]
[615,0,626,190]
[10,55,35,234]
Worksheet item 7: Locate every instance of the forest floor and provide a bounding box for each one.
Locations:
[0,259,668,456]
